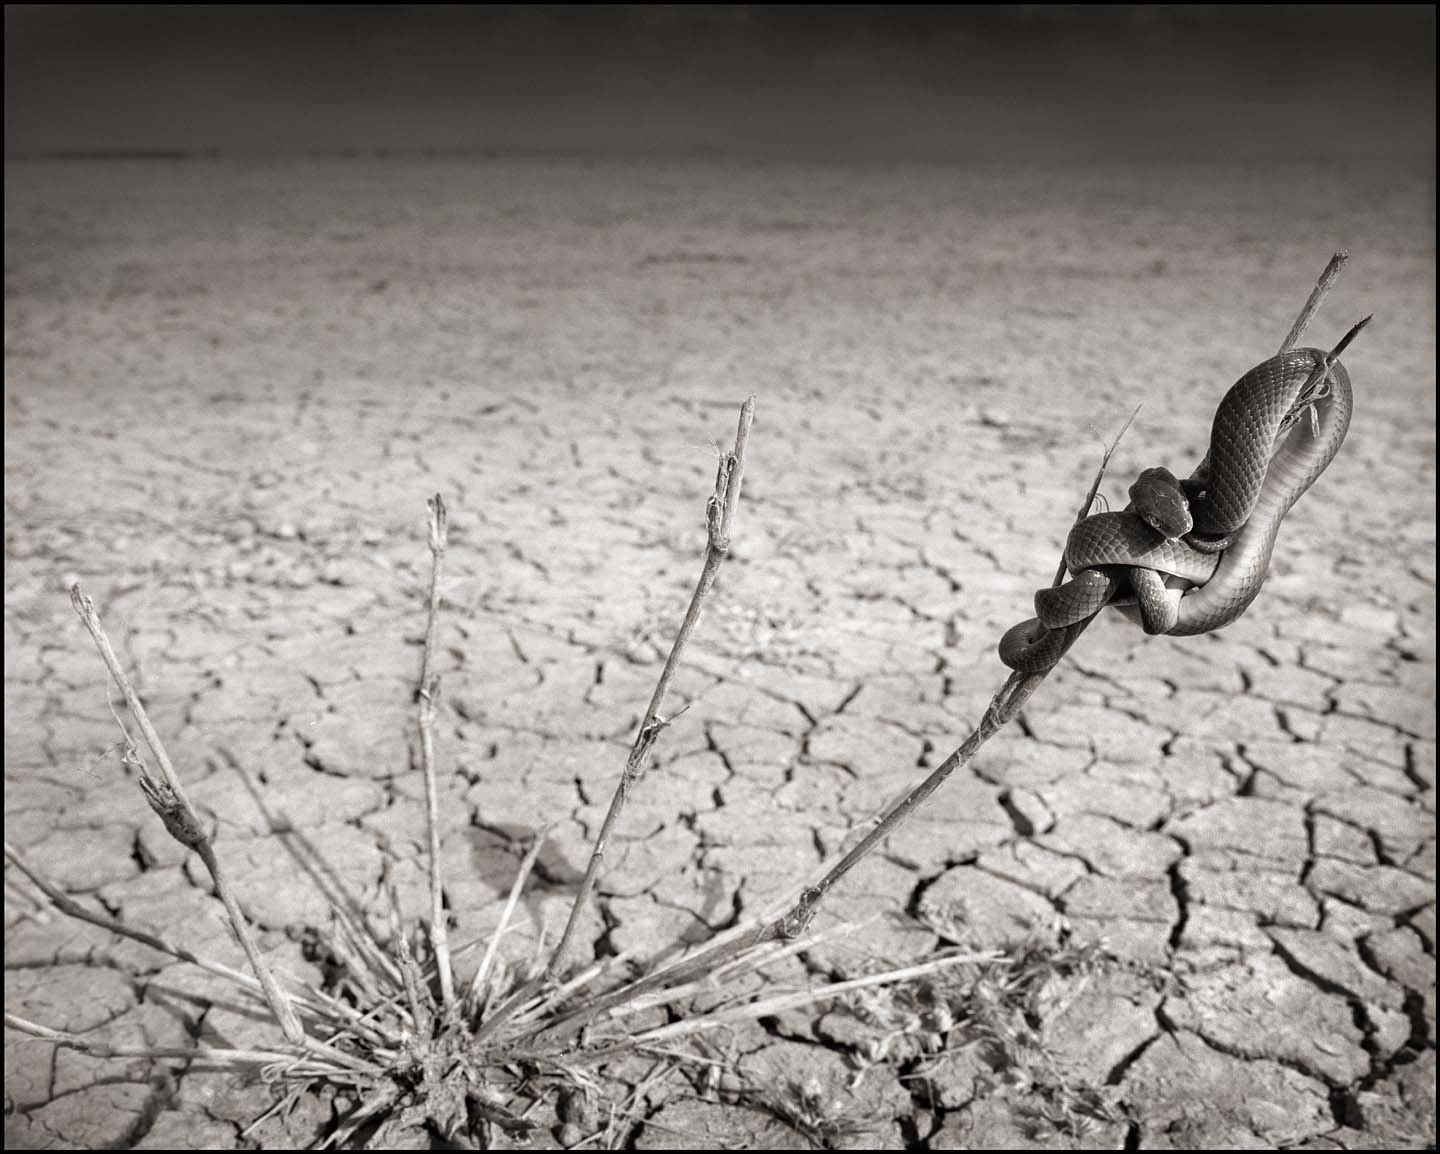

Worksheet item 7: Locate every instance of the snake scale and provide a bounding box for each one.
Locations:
[999,347,1354,672]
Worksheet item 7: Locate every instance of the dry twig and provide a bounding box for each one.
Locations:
[1279,250,1347,354]
[550,396,755,974]
[467,826,550,1015]
[3,1013,378,1078]
[69,585,305,1046]
[417,493,455,1012]
[625,949,1001,1046]
[531,253,1358,1041]
[475,395,756,1043]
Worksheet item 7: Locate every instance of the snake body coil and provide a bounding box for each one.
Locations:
[1000,347,1353,672]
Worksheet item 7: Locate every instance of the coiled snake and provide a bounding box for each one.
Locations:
[999,347,1354,672]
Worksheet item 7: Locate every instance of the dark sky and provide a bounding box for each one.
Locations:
[5,5,1434,162]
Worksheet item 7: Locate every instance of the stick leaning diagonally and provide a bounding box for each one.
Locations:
[535,413,1135,1040]
[70,585,307,1048]
[551,396,754,975]
[472,396,756,1044]
[530,254,1355,1043]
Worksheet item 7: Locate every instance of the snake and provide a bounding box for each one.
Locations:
[999,346,1354,672]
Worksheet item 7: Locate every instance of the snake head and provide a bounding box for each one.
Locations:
[1128,466,1193,540]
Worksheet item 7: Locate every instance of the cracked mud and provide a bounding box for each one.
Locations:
[4,157,1435,1149]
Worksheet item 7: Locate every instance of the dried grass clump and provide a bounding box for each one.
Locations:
[2,394,1026,1148]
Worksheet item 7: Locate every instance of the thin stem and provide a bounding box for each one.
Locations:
[578,922,878,1026]
[507,948,640,1027]
[422,494,448,682]
[69,585,305,1046]
[551,399,755,973]
[222,755,406,993]
[1051,402,1142,588]
[467,827,549,1013]
[5,841,254,987]
[394,924,435,1040]
[1280,313,1374,442]
[539,668,1049,1039]
[541,417,1131,1042]
[12,843,397,1047]
[476,396,756,1045]
[70,586,189,804]
[758,254,1360,1000]
[1326,314,1372,364]
[418,493,455,1011]
[316,1086,404,1151]
[2,1014,379,1077]
[1279,251,1348,354]
[626,950,1001,1046]
[521,256,1362,1054]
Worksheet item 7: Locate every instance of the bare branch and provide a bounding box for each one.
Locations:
[571,256,1355,1025]
[474,396,756,1045]
[537,408,1131,1041]
[1050,401,1142,589]
[418,492,455,1012]
[3,1013,380,1078]
[625,950,1002,1046]
[69,585,305,1046]
[467,826,549,1014]
[5,840,261,996]
[1279,250,1348,354]
[548,399,755,969]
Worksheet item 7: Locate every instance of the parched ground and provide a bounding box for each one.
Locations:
[4,156,1435,1149]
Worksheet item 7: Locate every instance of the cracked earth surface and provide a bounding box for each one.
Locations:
[4,157,1435,1149]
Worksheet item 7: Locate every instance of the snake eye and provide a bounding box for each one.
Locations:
[1139,502,1192,540]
